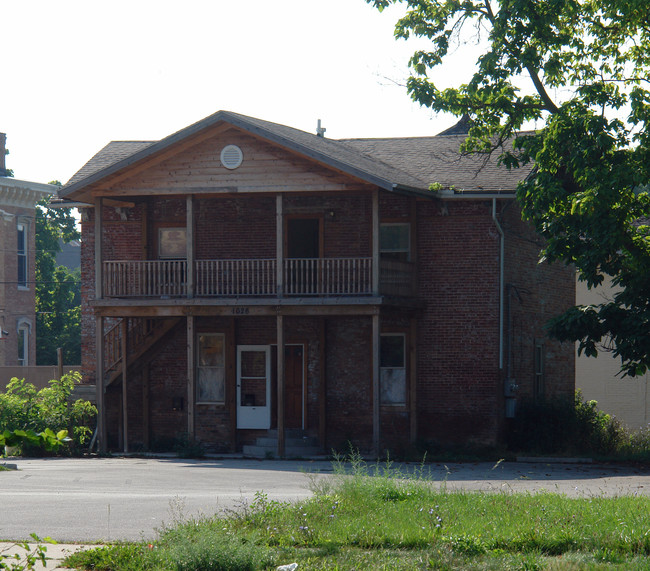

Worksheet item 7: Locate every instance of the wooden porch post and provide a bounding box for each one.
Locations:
[372,312,380,456]
[318,318,327,448]
[372,190,379,295]
[277,312,285,457]
[121,318,128,453]
[276,194,284,297]
[186,195,194,298]
[94,197,103,300]
[95,315,106,453]
[142,365,150,450]
[94,198,106,452]
[187,315,195,438]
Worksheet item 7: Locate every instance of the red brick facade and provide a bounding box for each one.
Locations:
[70,113,575,455]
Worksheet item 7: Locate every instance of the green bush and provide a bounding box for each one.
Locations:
[508,390,626,456]
[0,372,96,455]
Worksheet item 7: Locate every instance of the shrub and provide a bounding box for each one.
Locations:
[507,390,626,456]
[0,372,96,455]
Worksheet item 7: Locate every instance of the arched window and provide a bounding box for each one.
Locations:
[16,318,31,366]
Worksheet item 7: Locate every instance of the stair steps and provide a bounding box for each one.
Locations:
[243,429,323,458]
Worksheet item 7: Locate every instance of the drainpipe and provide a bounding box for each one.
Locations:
[492,198,504,371]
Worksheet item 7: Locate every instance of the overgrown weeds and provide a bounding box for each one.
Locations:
[66,452,650,570]
[0,372,96,455]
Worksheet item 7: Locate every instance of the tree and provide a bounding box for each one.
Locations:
[368,0,650,376]
[35,191,81,365]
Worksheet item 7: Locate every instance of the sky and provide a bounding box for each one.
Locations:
[2,0,477,185]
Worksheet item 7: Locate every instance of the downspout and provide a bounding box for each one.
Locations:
[492,198,504,371]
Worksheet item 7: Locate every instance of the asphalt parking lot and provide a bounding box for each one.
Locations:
[1,457,649,543]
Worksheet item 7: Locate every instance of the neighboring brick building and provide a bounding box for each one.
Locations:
[58,111,575,455]
[0,133,55,368]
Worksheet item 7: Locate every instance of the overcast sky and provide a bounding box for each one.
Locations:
[3,0,478,185]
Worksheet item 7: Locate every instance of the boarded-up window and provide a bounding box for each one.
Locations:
[380,334,406,405]
[197,334,225,403]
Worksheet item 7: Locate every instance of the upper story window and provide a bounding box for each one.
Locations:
[380,223,410,262]
[17,222,27,288]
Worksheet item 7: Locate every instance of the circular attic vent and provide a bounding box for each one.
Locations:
[220,144,243,169]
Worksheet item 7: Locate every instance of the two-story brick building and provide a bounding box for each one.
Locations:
[59,111,575,455]
[0,133,55,369]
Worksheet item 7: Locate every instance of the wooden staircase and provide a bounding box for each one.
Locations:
[104,317,181,386]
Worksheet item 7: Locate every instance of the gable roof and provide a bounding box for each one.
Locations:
[60,110,528,202]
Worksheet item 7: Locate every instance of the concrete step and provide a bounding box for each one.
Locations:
[255,435,319,447]
[242,443,324,458]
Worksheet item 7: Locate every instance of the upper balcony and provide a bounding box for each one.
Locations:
[102,257,415,300]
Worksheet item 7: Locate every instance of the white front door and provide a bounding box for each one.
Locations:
[237,345,271,429]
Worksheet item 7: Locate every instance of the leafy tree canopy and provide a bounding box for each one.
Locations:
[36,191,81,366]
[368,0,650,376]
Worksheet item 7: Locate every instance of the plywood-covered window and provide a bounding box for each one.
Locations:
[380,333,406,405]
[158,227,187,259]
[197,334,225,404]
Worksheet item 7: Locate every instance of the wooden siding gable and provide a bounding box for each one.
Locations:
[94,126,377,198]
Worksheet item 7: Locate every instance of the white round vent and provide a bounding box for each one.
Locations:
[220,145,243,169]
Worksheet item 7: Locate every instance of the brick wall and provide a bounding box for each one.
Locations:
[0,204,38,367]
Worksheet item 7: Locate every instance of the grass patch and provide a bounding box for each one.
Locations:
[66,455,650,570]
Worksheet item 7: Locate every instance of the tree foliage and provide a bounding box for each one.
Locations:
[369,0,650,376]
[35,192,81,365]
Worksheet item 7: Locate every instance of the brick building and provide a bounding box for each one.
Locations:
[0,133,55,368]
[58,111,575,455]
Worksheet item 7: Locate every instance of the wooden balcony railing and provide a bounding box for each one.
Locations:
[283,257,372,295]
[104,260,187,297]
[196,259,276,296]
[102,257,413,299]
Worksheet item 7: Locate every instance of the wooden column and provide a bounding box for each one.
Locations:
[94,197,103,300]
[186,195,194,298]
[372,312,380,456]
[318,317,327,448]
[187,315,195,437]
[228,318,237,452]
[372,190,380,295]
[409,317,418,443]
[277,312,285,457]
[121,318,128,453]
[276,194,283,297]
[95,315,106,453]
[142,365,150,450]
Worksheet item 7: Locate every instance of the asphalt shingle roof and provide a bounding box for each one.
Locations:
[61,111,530,199]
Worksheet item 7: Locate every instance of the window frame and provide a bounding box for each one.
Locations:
[379,223,411,262]
[380,332,407,406]
[17,323,29,366]
[196,333,226,405]
[17,222,28,289]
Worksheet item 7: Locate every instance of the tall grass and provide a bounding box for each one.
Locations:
[67,453,650,570]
